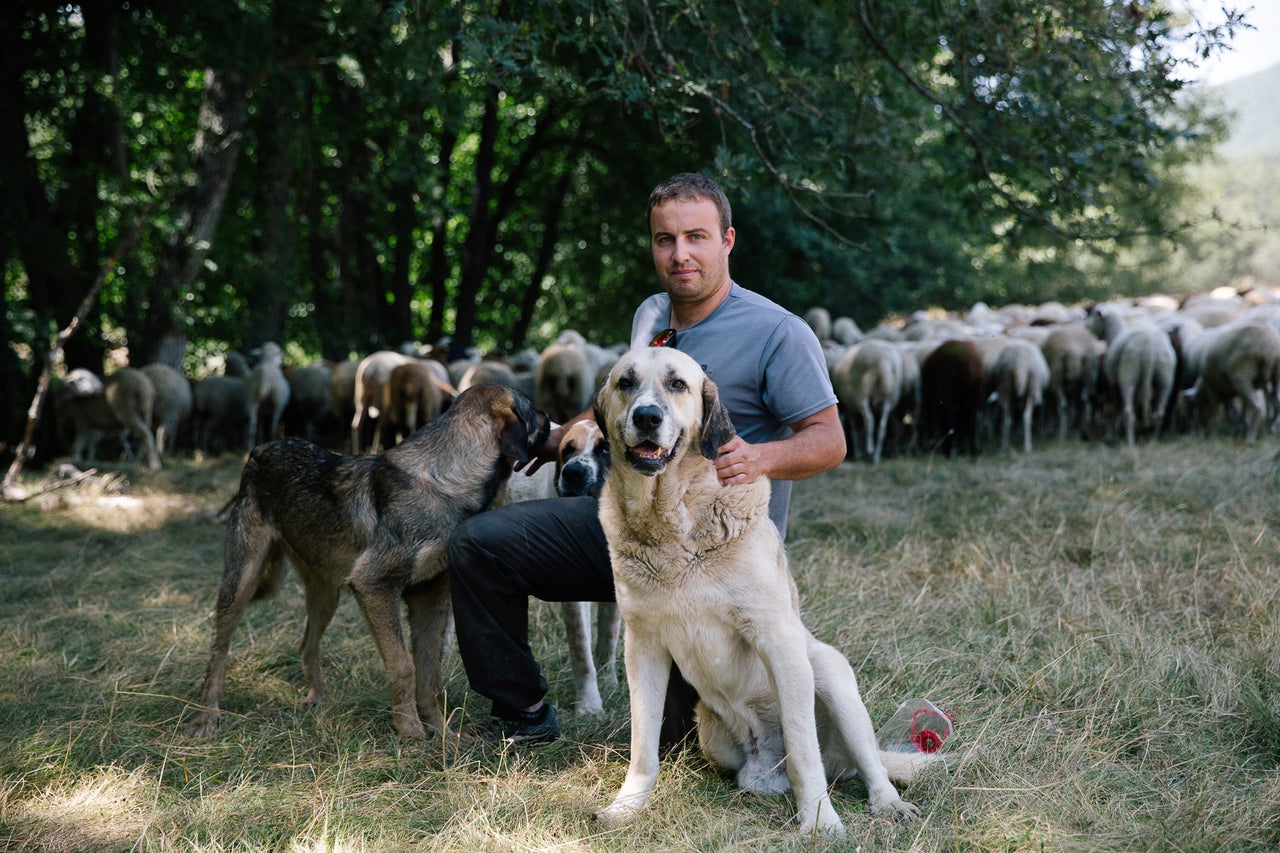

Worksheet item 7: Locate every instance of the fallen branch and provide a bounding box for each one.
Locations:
[2,466,100,503]
[3,220,145,500]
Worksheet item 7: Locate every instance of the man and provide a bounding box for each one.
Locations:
[448,172,845,743]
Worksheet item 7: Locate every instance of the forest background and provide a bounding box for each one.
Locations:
[2,0,1277,458]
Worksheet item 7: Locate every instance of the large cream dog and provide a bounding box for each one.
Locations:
[594,347,933,836]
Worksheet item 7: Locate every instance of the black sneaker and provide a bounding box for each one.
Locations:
[491,702,560,745]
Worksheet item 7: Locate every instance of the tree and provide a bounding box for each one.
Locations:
[1,0,1249,461]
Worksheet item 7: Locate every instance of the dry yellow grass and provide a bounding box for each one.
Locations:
[1,436,1278,851]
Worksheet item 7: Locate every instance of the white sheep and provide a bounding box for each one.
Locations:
[57,367,162,470]
[830,340,903,464]
[140,362,193,458]
[1087,306,1176,447]
[458,358,518,392]
[284,362,334,444]
[831,316,863,346]
[244,341,291,449]
[192,375,247,455]
[351,350,410,453]
[1182,321,1280,441]
[803,306,832,341]
[535,338,595,423]
[1038,324,1100,440]
[989,338,1050,453]
[385,360,445,445]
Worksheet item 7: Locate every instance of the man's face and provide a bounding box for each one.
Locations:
[649,198,735,308]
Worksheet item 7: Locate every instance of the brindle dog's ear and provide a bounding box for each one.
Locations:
[499,411,532,464]
[699,375,736,459]
[498,392,544,464]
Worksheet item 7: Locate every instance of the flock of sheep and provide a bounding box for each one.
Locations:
[49,331,624,468]
[818,284,1280,462]
[48,284,1280,471]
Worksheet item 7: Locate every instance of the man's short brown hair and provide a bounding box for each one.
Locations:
[647,173,733,237]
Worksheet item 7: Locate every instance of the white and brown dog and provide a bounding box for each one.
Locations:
[495,419,620,715]
[593,347,934,836]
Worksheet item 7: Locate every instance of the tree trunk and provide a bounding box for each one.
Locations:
[388,180,418,346]
[243,74,297,349]
[509,163,576,352]
[140,66,250,367]
[450,86,501,360]
[1,3,120,374]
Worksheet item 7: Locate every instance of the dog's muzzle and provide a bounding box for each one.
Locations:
[623,404,680,475]
[559,459,602,497]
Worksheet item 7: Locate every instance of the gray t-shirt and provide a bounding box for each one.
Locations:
[629,283,838,538]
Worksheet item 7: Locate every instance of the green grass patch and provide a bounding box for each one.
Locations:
[2,438,1278,851]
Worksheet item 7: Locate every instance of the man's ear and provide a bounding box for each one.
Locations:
[699,376,736,459]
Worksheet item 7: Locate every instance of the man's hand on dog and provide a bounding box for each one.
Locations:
[712,435,764,486]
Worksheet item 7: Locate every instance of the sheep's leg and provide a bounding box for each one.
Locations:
[1122,386,1137,447]
[1022,396,1035,453]
[125,414,162,470]
[246,406,259,450]
[1241,386,1265,442]
[350,405,366,455]
[874,402,891,465]
[859,401,876,461]
[595,602,621,688]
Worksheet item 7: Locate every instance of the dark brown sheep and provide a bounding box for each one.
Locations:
[918,339,986,457]
[192,375,248,456]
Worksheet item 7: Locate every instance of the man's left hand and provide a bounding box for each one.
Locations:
[713,436,765,486]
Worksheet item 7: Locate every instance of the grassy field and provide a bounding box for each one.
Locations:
[1,437,1278,852]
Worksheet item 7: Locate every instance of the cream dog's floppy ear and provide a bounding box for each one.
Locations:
[699,375,736,459]
[592,384,610,448]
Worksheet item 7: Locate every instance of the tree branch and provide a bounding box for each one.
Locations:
[3,214,147,499]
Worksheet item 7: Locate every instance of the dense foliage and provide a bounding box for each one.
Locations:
[0,0,1249,445]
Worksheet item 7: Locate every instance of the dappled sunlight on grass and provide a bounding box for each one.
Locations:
[0,445,1277,850]
[8,766,158,853]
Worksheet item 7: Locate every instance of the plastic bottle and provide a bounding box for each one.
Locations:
[876,698,952,753]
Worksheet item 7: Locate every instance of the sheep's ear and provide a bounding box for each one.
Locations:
[699,376,736,459]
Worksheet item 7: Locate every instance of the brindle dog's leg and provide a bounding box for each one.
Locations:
[404,573,454,736]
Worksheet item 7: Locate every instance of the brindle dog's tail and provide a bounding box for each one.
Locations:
[213,490,239,523]
[219,451,289,602]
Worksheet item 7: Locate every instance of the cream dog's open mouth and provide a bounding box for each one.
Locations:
[625,439,679,474]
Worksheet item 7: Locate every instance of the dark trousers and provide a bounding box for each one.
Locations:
[448,495,697,745]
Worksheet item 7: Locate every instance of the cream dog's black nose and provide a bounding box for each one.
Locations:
[632,405,664,432]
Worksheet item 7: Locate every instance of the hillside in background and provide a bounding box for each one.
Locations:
[1209,62,1280,161]
[1154,65,1280,297]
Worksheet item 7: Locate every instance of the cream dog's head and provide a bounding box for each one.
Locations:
[594,347,736,476]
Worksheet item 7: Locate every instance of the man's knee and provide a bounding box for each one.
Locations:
[448,511,503,580]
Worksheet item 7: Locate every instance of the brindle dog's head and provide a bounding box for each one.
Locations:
[594,347,735,477]
[449,383,551,465]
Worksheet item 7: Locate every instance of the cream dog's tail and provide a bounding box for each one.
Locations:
[875,697,951,782]
[878,747,946,783]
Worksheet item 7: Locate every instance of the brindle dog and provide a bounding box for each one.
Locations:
[185,384,549,741]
